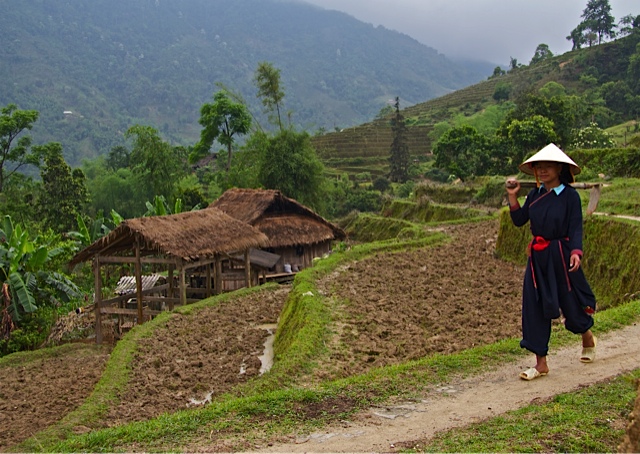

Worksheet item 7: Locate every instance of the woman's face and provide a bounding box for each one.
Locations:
[533,161,563,186]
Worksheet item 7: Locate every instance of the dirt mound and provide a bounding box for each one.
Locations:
[102,286,289,427]
[308,220,524,382]
[0,344,111,450]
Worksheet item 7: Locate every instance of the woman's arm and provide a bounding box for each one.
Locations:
[567,189,584,271]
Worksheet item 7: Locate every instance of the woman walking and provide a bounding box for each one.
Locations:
[506,143,597,380]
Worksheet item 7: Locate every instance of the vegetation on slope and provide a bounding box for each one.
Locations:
[0,0,484,165]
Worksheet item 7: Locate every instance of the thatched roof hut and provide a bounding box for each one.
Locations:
[69,208,269,267]
[209,189,345,272]
[69,208,270,344]
[209,188,345,248]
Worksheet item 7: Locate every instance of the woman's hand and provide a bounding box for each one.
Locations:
[569,253,581,272]
[505,178,520,208]
[505,178,520,195]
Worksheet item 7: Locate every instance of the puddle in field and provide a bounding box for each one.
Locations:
[257,323,278,375]
[188,323,278,406]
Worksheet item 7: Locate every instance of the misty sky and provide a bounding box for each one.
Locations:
[302,0,638,65]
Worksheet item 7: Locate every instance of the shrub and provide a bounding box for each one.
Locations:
[372,177,390,192]
[570,147,640,178]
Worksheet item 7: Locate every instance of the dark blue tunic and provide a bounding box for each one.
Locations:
[510,185,596,357]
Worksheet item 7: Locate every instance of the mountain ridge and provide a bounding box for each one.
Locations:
[0,0,488,166]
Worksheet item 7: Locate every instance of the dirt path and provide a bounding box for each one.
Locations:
[260,323,640,453]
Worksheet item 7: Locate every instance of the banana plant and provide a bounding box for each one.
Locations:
[143,195,200,216]
[0,215,80,326]
[109,209,124,227]
[67,214,110,247]
[144,195,170,216]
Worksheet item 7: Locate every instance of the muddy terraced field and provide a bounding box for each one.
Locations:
[1,219,532,450]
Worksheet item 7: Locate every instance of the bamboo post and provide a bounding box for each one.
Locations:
[179,264,187,306]
[244,249,251,288]
[206,263,212,298]
[135,240,143,324]
[168,264,175,311]
[214,254,222,295]
[93,256,103,344]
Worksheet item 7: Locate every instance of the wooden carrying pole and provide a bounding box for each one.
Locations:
[511,181,603,215]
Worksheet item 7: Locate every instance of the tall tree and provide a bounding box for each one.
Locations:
[38,143,89,233]
[254,62,285,131]
[388,97,410,183]
[106,145,131,171]
[617,14,639,37]
[498,93,576,148]
[567,23,588,50]
[0,104,41,193]
[505,115,558,165]
[581,0,616,44]
[257,129,326,211]
[0,173,39,227]
[192,90,252,171]
[530,44,554,65]
[125,125,186,200]
[433,125,493,181]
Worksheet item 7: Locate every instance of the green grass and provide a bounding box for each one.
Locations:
[0,342,107,368]
[589,177,640,217]
[606,120,640,147]
[409,370,639,453]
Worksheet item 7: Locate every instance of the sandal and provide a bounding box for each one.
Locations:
[580,336,597,363]
[519,367,548,381]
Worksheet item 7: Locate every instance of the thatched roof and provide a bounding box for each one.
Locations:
[69,208,270,267]
[209,188,346,247]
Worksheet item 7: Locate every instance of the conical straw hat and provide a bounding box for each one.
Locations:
[518,143,581,175]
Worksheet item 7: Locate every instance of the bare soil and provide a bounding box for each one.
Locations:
[0,344,111,450]
[309,221,524,382]
[1,219,638,452]
[103,286,290,427]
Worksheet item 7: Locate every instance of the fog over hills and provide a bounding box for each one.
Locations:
[0,0,488,165]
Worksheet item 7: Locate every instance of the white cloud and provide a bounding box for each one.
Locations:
[302,0,638,65]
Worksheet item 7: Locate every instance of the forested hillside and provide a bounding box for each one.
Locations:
[314,28,640,180]
[0,0,486,166]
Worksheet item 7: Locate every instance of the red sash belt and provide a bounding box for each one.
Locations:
[530,236,550,251]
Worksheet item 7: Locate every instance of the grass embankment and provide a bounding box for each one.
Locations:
[591,177,640,217]
[407,368,640,453]
[341,195,495,243]
[16,183,640,452]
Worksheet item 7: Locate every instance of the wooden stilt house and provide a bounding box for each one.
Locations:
[209,189,346,274]
[69,208,269,344]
